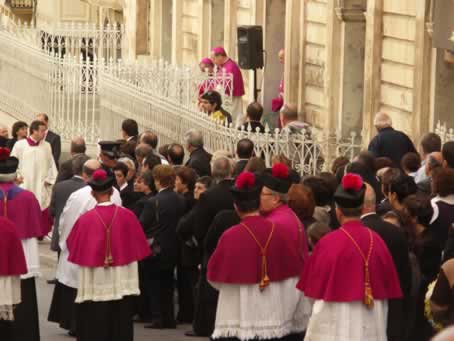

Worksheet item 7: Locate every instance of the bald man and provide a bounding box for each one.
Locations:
[361,183,412,341]
[56,137,87,183]
[368,112,416,167]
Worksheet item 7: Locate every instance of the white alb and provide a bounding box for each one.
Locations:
[211,277,312,340]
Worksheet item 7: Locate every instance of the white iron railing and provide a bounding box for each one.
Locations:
[99,68,363,175]
[0,8,125,61]
[435,121,454,144]
[0,9,364,175]
[10,0,33,8]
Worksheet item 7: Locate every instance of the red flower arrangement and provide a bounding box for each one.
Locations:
[342,173,363,192]
[0,148,11,161]
[236,172,255,189]
[272,163,289,179]
[92,169,108,182]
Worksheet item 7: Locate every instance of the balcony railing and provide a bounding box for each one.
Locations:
[10,0,33,8]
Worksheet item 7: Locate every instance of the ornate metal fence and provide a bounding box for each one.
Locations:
[99,67,363,176]
[435,121,454,144]
[0,10,363,176]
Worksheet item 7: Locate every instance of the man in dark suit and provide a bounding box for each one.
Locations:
[120,119,139,160]
[37,113,61,168]
[113,161,136,209]
[186,157,234,337]
[139,165,186,329]
[368,112,416,168]
[56,137,87,183]
[361,184,412,341]
[233,138,254,178]
[48,154,89,284]
[240,102,265,133]
[184,129,212,176]
[167,143,185,166]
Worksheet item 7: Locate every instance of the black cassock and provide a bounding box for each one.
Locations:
[6,278,41,341]
[48,281,78,334]
[192,209,239,337]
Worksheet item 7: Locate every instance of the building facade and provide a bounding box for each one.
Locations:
[2,0,454,142]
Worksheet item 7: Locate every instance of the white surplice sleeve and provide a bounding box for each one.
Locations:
[44,142,58,185]
[10,141,23,179]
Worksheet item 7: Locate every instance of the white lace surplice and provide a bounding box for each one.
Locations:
[0,276,21,321]
[304,300,388,341]
[76,262,140,303]
[20,238,40,280]
[211,277,312,340]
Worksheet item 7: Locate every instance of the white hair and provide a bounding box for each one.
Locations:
[184,129,204,148]
[373,112,392,129]
[118,157,136,171]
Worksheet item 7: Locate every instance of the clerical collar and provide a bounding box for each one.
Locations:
[360,212,376,219]
[26,137,39,147]
[119,182,128,191]
[159,187,169,193]
[97,201,114,206]
[127,136,134,142]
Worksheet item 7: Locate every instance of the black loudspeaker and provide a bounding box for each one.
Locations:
[237,25,264,70]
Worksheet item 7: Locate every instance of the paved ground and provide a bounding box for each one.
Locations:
[37,240,206,341]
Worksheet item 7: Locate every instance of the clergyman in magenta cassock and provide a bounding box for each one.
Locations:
[0,147,43,341]
[297,173,403,341]
[208,172,311,341]
[66,169,150,341]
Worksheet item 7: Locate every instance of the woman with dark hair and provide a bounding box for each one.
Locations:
[288,184,316,229]
[387,172,418,212]
[402,194,442,341]
[6,121,28,150]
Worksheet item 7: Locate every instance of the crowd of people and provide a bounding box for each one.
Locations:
[1,106,454,340]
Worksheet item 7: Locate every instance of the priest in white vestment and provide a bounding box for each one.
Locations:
[11,120,57,210]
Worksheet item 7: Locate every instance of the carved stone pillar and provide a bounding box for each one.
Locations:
[334,0,367,136]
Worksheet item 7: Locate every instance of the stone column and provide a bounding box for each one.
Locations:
[224,0,237,58]
[123,0,137,61]
[261,0,286,114]
[412,0,432,137]
[333,0,367,136]
[362,0,383,143]
[171,0,182,64]
[283,0,301,107]
[149,0,163,58]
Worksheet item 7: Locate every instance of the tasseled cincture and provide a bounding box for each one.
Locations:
[240,221,275,292]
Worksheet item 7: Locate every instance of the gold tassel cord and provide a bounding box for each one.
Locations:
[340,227,374,309]
[94,206,119,268]
[241,221,275,291]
